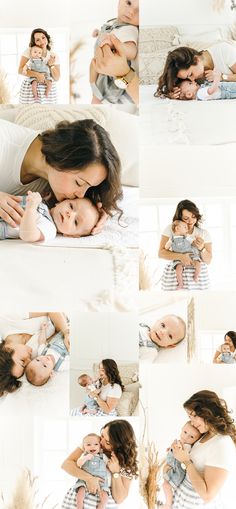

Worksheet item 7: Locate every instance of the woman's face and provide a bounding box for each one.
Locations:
[10,344,32,378]
[34,32,48,49]
[181,209,197,230]
[177,58,204,81]
[99,363,108,382]
[47,163,107,202]
[225,335,234,348]
[186,409,209,434]
[100,426,112,452]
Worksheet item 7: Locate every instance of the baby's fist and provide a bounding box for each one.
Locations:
[26,191,42,208]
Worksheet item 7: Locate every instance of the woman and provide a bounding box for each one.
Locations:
[94,34,139,105]
[0,312,69,396]
[171,390,236,508]
[18,28,60,104]
[61,419,138,509]
[213,331,236,364]
[158,200,212,291]
[0,118,122,232]
[71,359,124,416]
[156,42,236,98]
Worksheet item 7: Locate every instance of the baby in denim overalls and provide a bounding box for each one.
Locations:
[218,343,236,364]
[162,421,201,509]
[179,77,236,101]
[23,45,52,99]
[165,220,201,290]
[25,323,69,386]
[90,0,138,104]
[139,314,186,351]
[78,374,101,414]
[75,433,109,509]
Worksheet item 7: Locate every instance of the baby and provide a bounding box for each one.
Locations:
[179,77,236,101]
[218,343,236,364]
[90,0,139,104]
[139,314,186,352]
[162,421,201,509]
[25,323,69,386]
[75,433,109,509]
[165,220,201,290]
[0,191,99,242]
[78,374,101,415]
[23,45,52,99]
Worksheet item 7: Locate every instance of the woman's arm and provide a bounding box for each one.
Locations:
[61,447,104,494]
[200,242,212,265]
[107,452,132,503]
[47,55,60,81]
[158,235,194,266]
[213,350,222,364]
[172,443,228,502]
[18,55,46,82]
[89,390,119,414]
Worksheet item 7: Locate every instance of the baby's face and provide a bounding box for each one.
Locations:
[83,435,101,455]
[27,355,54,380]
[222,344,231,353]
[118,0,139,26]
[79,375,93,387]
[174,221,188,236]
[179,80,199,100]
[180,422,201,445]
[51,198,98,237]
[150,315,185,347]
[31,46,43,59]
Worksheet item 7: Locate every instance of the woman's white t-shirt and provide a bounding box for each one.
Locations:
[208,42,236,74]
[190,434,236,508]
[0,119,50,196]
[99,383,122,401]
[163,224,211,243]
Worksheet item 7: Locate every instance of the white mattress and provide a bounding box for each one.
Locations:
[140,84,236,145]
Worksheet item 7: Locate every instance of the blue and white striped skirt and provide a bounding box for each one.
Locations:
[161,262,210,291]
[70,407,118,417]
[172,476,205,508]
[19,78,57,104]
[61,486,117,509]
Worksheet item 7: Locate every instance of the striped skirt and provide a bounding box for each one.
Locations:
[61,486,117,509]
[172,477,205,508]
[19,78,57,104]
[70,407,118,417]
[161,262,210,291]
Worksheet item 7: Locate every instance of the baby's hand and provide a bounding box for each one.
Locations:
[92,28,100,38]
[40,322,48,331]
[84,453,94,461]
[26,191,42,209]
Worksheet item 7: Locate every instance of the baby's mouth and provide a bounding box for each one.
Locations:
[90,449,96,454]
[150,330,161,343]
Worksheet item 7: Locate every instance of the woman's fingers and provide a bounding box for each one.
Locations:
[91,208,108,235]
[0,193,24,227]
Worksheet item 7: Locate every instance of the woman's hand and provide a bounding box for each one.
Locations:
[180,253,194,266]
[204,69,221,82]
[107,452,121,474]
[0,192,24,227]
[88,388,100,398]
[94,34,130,77]
[34,72,46,83]
[193,236,205,251]
[86,475,104,495]
[168,87,181,99]
[172,441,190,463]
[91,203,108,235]
[48,55,56,67]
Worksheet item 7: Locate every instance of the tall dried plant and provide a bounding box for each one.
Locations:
[3,469,58,509]
[69,39,85,102]
[212,0,226,10]
[0,70,10,104]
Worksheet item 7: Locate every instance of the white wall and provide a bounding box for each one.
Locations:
[195,292,236,330]
[141,0,235,25]
[140,364,236,457]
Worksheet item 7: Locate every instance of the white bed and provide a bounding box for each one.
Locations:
[0,105,138,311]
[139,291,195,363]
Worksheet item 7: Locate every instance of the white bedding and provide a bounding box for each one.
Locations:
[139,292,188,363]
[140,84,236,145]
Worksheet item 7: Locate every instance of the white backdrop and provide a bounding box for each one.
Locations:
[141,0,235,25]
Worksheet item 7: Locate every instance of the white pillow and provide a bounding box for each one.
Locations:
[124,382,140,415]
[116,391,134,416]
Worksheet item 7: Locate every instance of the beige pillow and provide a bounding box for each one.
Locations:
[124,382,140,415]
[117,392,134,416]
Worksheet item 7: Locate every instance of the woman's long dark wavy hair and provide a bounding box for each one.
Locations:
[101,359,124,391]
[0,341,22,397]
[184,390,236,446]
[39,119,123,217]
[103,420,138,476]
[224,331,236,349]
[173,199,203,227]
[155,47,203,97]
[29,28,52,50]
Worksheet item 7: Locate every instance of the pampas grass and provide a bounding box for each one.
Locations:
[0,70,10,104]
[3,469,58,509]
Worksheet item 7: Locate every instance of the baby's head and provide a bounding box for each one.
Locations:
[179,79,200,100]
[50,197,99,237]
[30,45,43,59]
[221,343,231,354]
[78,373,93,388]
[149,314,186,348]
[83,433,101,455]
[172,219,188,236]
[118,0,139,26]
[25,355,55,386]
[180,421,201,445]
